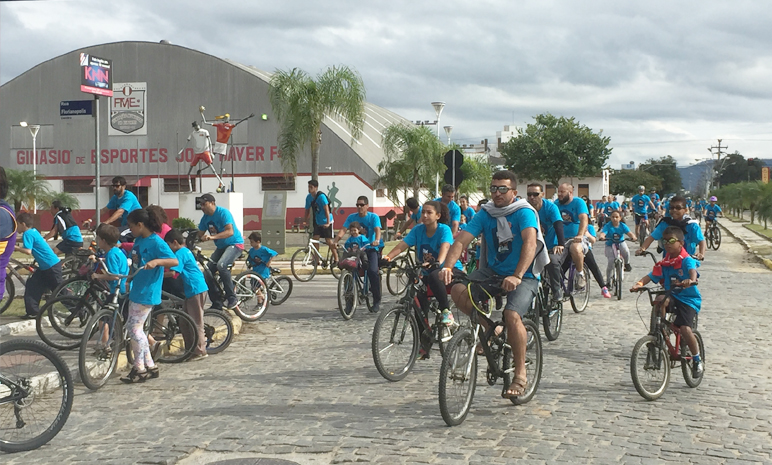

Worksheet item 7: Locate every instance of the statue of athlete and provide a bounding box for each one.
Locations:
[179,120,225,192]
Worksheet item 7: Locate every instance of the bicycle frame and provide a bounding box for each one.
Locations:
[644,288,697,366]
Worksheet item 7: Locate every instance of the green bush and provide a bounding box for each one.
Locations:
[172,217,197,230]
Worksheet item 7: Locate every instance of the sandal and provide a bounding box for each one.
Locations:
[120,368,149,384]
[146,366,160,379]
[502,375,527,399]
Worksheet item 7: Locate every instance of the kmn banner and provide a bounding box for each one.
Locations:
[80,53,112,97]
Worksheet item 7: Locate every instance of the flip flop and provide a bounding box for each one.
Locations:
[502,375,527,399]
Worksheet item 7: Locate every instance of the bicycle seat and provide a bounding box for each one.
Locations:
[73,248,93,257]
[270,267,281,274]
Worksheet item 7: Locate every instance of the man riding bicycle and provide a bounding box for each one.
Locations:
[440,170,549,400]
[631,185,657,238]
[305,180,338,265]
[84,176,142,242]
[557,183,591,288]
[526,183,565,302]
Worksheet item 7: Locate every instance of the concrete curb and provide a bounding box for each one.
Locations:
[718,222,772,271]
[0,319,36,337]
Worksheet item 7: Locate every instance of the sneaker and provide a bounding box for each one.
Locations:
[19,314,36,320]
[226,297,239,310]
[189,353,208,362]
[601,287,611,299]
[692,359,704,378]
[624,263,632,272]
[440,309,455,326]
[576,272,586,289]
[370,302,381,313]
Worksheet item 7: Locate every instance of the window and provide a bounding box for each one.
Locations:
[164,177,197,193]
[376,189,386,198]
[262,176,295,191]
[63,179,93,194]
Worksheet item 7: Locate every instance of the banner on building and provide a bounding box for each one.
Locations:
[762,166,770,184]
[80,53,112,97]
[109,82,147,135]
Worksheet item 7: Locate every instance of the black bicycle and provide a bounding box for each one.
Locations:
[0,339,73,452]
[438,276,542,426]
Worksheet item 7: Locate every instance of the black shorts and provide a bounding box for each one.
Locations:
[313,224,333,239]
[56,239,83,254]
[670,298,697,329]
[634,213,648,225]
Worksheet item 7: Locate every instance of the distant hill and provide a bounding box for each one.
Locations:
[677,159,772,194]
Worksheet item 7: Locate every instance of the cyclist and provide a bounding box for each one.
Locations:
[335,196,383,312]
[661,196,672,218]
[459,195,475,226]
[638,195,706,260]
[247,231,278,283]
[84,176,142,242]
[439,170,549,400]
[631,186,657,240]
[598,210,637,281]
[305,180,338,265]
[526,183,565,302]
[578,224,612,298]
[595,195,608,227]
[557,183,590,288]
[584,196,594,224]
[650,188,661,205]
[437,184,462,234]
[395,197,422,239]
[14,212,62,319]
[630,226,703,378]
[43,200,83,255]
[0,167,16,303]
[686,197,693,216]
[704,196,723,231]
[604,195,620,217]
[197,193,244,310]
[694,198,707,223]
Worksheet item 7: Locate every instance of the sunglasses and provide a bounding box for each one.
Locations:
[112,184,121,187]
[669,205,685,210]
[356,203,367,207]
[526,192,541,197]
[662,237,681,244]
[489,186,513,194]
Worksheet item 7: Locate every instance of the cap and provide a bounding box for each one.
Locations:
[709,196,717,201]
[215,113,230,120]
[200,193,216,204]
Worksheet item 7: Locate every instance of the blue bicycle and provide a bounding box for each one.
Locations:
[337,262,374,320]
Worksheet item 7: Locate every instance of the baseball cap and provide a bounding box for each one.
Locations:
[200,193,216,204]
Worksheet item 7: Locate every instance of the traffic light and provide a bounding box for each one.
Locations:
[443,149,464,188]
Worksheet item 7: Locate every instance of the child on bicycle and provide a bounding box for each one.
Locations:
[630,226,703,378]
[93,223,129,298]
[121,208,178,383]
[14,212,63,319]
[247,231,278,282]
[704,196,723,228]
[638,195,706,260]
[338,222,370,273]
[164,229,208,361]
[598,210,636,280]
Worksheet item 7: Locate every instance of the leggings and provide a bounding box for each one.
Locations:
[563,249,606,289]
[127,301,155,372]
[420,268,464,311]
[604,243,630,282]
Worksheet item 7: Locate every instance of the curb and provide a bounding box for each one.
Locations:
[741,223,772,243]
[0,319,36,337]
[718,222,772,271]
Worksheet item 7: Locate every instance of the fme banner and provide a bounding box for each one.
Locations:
[80,53,112,97]
[109,82,147,135]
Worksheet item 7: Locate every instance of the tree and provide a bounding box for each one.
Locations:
[269,65,366,181]
[609,169,661,196]
[41,191,80,211]
[458,155,493,197]
[718,151,764,186]
[638,156,682,194]
[500,113,611,189]
[5,169,52,213]
[378,123,445,201]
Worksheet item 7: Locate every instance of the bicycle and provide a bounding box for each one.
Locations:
[605,239,634,301]
[371,253,462,381]
[561,257,590,313]
[0,258,38,315]
[705,219,721,250]
[438,276,542,426]
[291,235,344,282]
[634,214,649,247]
[385,250,413,297]
[629,284,704,401]
[0,339,73,453]
[531,279,562,342]
[157,291,234,354]
[337,254,378,319]
[244,257,293,305]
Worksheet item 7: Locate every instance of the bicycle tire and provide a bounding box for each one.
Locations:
[149,308,197,364]
[438,328,477,426]
[371,303,419,381]
[329,247,342,280]
[0,276,15,315]
[79,308,123,391]
[337,271,358,320]
[291,247,317,282]
[203,309,234,354]
[232,271,269,321]
[705,227,713,249]
[638,223,647,247]
[570,264,590,313]
[386,259,408,296]
[712,226,721,250]
[0,339,74,453]
[615,260,623,300]
[268,276,293,305]
[505,319,543,405]
[542,299,562,342]
[630,335,670,401]
[36,296,95,350]
[51,276,91,299]
[681,330,705,388]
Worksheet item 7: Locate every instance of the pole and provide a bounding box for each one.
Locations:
[435,115,440,196]
[95,95,101,228]
[32,132,37,213]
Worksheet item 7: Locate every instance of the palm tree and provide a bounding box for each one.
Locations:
[380,124,445,200]
[269,66,366,181]
[5,168,51,212]
[41,191,81,211]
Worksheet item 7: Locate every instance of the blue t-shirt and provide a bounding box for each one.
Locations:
[344,235,370,252]
[662,200,671,217]
[651,221,705,256]
[595,201,606,214]
[199,206,244,249]
[104,246,129,295]
[631,194,651,215]
[403,223,462,271]
[462,207,475,224]
[648,256,701,312]
[696,200,707,211]
[434,198,461,225]
[464,207,539,277]
[537,199,562,249]
[130,234,176,306]
[686,199,693,208]
[22,228,60,270]
[705,204,722,219]
[53,211,83,243]
[247,246,278,280]
[604,201,620,215]
[557,197,589,239]
[410,207,422,224]
[106,190,142,228]
[305,192,332,227]
[172,247,208,298]
[601,222,631,246]
[343,212,382,247]
[651,193,661,203]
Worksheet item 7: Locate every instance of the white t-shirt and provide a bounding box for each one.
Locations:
[187,128,211,154]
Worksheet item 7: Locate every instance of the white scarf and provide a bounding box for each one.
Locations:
[480,199,551,276]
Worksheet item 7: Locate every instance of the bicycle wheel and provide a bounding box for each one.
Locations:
[203,309,234,355]
[337,271,358,320]
[569,265,590,313]
[329,248,341,280]
[638,223,647,247]
[681,330,705,388]
[438,328,477,426]
[0,276,14,315]
[0,339,74,453]
[291,247,317,282]
[79,309,122,391]
[36,296,95,350]
[59,256,80,280]
[705,228,713,249]
[505,319,543,405]
[268,276,293,306]
[386,260,408,296]
[149,308,197,364]
[712,226,721,250]
[371,303,419,381]
[615,260,623,300]
[232,271,269,321]
[542,299,562,342]
[630,335,670,401]
[51,276,91,299]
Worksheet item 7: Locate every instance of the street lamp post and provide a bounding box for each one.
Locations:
[19,122,41,213]
[431,102,445,195]
[444,125,454,188]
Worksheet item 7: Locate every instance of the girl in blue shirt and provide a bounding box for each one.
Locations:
[122,208,178,383]
[598,211,637,283]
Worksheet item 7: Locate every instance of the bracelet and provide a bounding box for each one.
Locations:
[513,275,523,281]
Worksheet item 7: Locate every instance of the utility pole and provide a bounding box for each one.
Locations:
[707,139,728,190]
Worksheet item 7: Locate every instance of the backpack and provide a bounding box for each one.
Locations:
[53,207,77,239]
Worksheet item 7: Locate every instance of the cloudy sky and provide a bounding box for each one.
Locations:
[2,0,772,168]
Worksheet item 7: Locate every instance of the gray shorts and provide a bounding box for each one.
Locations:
[561,236,590,260]
[466,268,539,317]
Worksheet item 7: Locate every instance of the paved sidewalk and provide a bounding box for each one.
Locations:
[717,218,772,269]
